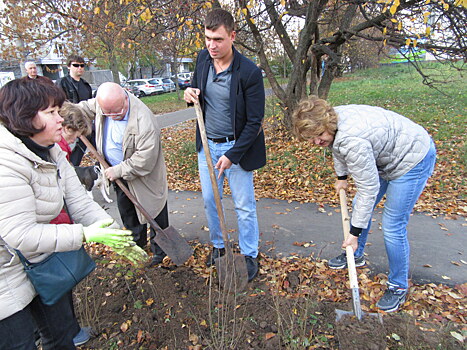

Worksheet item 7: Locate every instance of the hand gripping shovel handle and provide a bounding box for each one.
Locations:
[79,136,193,266]
[79,136,163,235]
[339,188,363,320]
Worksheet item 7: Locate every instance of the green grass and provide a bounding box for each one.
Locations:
[327,62,466,142]
[141,90,188,114]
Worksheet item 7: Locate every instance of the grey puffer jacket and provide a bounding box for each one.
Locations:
[0,124,111,321]
[331,105,431,229]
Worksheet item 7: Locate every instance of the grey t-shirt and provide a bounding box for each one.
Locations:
[204,63,233,138]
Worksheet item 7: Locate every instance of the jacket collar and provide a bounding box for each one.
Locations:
[125,93,139,134]
[0,124,60,166]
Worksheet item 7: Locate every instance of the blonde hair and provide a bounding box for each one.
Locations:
[59,102,92,136]
[292,95,338,141]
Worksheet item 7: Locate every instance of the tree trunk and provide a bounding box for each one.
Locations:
[109,53,120,84]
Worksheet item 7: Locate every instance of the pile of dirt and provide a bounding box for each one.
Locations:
[74,245,463,349]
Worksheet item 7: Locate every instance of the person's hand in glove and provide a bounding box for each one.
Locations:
[83,219,134,249]
[113,245,149,265]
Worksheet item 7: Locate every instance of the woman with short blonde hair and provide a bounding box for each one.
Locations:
[292,95,436,313]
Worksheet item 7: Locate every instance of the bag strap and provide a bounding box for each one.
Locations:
[15,249,32,267]
[15,197,72,267]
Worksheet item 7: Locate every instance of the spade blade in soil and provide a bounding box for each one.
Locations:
[215,249,248,292]
[335,313,385,350]
[154,226,193,266]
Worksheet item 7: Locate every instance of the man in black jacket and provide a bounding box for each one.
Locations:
[56,55,93,166]
[184,8,266,282]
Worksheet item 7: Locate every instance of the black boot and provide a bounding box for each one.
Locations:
[206,247,225,267]
[150,242,167,266]
[245,256,258,282]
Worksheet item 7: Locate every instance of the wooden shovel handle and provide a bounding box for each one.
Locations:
[339,189,359,290]
[194,104,229,244]
[79,135,165,235]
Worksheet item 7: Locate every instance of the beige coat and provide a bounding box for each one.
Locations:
[0,124,111,321]
[79,93,168,224]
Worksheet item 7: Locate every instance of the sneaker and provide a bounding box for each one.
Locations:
[206,247,225,267]
[376,288,407,312]
[327,252,365,269]
[245,256,258,282]
[73,326,92,346]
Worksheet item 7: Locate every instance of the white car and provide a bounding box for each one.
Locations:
[126,79,164,97]
[162,78,176,92]
[172,72,192,81]
[150,78,175,92]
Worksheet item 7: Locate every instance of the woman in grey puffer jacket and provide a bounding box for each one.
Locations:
[293,95,436,313]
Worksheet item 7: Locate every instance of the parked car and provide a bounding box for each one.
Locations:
[172,77,191,90]
[121,82,140,97]
[172,72,192,80]
[126,79,163,96]
[162,78,176,92]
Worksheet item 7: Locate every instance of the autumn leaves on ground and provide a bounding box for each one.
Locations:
[77,64,466,349]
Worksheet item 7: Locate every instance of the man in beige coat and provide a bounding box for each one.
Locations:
[79,82,169,265]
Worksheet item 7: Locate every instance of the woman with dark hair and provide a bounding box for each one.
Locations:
[293,95,436,313]
[0,79,143,349]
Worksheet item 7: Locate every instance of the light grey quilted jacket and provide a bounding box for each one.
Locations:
[331,105,431,229]
[0,124,111,321]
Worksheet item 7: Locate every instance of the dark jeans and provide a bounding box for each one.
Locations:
[114,180,169,256]
[0,293,77,350]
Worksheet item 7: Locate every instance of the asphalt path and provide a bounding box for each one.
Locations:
[90,98,467,287]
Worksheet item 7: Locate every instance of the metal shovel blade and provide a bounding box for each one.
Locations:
[336,287,364,321]
[214,248,249,292]
[153,225,193,266]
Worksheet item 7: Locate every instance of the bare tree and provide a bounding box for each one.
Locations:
[234,0,466,127]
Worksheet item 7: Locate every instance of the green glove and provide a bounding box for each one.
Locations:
[113,245,149,265]
[83,219,134,249]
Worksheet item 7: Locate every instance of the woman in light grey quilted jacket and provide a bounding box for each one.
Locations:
[293,95,436,313]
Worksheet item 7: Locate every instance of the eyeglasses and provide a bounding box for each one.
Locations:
[71,63,85,68]
[102,106,125,118]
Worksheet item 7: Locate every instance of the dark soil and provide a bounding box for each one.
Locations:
[74,245,463,350]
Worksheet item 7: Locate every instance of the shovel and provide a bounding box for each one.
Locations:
[79,136,193,266]
[194,104,249,291]
[335,189,382,323]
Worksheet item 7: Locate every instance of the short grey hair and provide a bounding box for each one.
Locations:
[25,61,36,69]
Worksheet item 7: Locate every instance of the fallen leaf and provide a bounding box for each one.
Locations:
[189,333,199,345]
[450,331,464,342]
[265,332,276,340]
[137,329,144,343]
[120,321,130,333]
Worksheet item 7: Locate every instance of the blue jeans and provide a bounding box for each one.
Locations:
[354,140,436,289]
[0,293,77,349]
[198,140,259,258]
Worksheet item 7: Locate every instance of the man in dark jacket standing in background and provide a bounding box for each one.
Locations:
[184,8,266,282]
[56,54,93,166]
